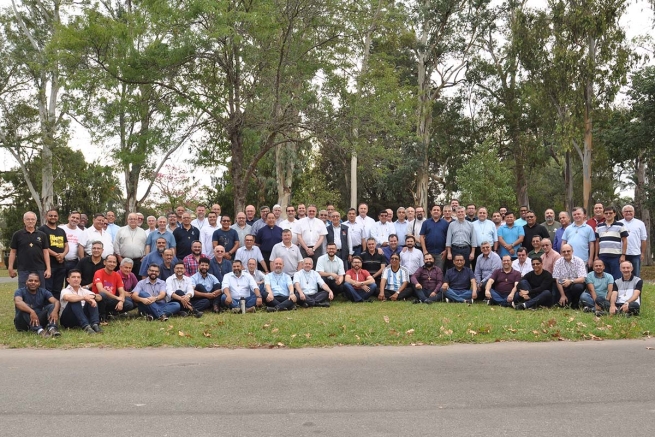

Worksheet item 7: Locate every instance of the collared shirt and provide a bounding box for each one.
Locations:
[586,217,605,231]
[256,226,283,253]
[209,258,232,283]
[382,246,401,264]
[489,268,521,294]
[369,221,395,246]
[540,250,561,274]
[191,218,207,231]
[596,220,628,257]
[528,249,544,260]
[183,254,206,277]
[235,246,264,265]
[59,285,95,313]
[498,224,525,258]
[585,271,614,300]
[278,220,299,245]
[511,259,533,276]
[315,254,345,276]
[420,218,449,253]
[173,225,200,259]
[360,251,386,276]
[120,271,139,292]
[613,275,642,305]
[394,220,408,246]
[113,226,147,259]
[552,256,587,281]
[623,218,648,256]
[222,273,258,299]
[270,242,303,276]
[15,287,53,317]
[165,275,194,300]
[446,219,477,248]
[472,219,498,247]
[381,266,409,292]
[443,267,474,291]
[140,251,179,277]
[133,278,166,298]
[541,221,561,241]
[345,220,366,249]
[400,248,423,275]
[159,262,176,281]
[250,219,266,236]
[553,226,566,253]
[293,269,326,295]
[106,223,120,242]
[10,228,49,270]
[145,229,176,253]
[230,223,252,247]
[406,219,426,246]
[265,271,293,296]
[191,272,220,291]
[80,226,113,259]
[562,223,595,262]
[355,215,376,237]
[345,268,372,289]
[295,217,327,247]
[200,225,220,256]
[214,228,241,254]
[410,265,443,294]
[474,252,502,284]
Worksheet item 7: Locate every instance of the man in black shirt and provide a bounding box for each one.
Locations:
[9,211,51,289]
[38,209,68,299]
[360,238,386,286]
[76,241,105,289]
[173,212,200,258]
[514,258,553,310]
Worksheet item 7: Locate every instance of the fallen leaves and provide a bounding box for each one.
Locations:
[178,330,191,338]
[405,329,415,335]
[383,315,390,324]
[203,331,211,338]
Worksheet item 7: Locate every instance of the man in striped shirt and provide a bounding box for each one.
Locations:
[595,206,628,280]
[378,254,410,301]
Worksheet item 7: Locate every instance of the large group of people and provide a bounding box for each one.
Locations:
[8,199,647,337]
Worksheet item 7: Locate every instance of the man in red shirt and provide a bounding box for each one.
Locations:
[343,256,378,303]
[93,254,134,320]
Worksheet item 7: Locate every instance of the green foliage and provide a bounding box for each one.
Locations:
[458,142,516,210]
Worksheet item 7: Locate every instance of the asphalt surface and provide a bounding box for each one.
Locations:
[1,339,654,436]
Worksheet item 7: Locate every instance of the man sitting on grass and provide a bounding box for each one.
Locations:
[14,272,61,337]
[378,253,411,301]
[597,261,641,316]
[410,253,444,304]
[294,257,333,308]
[93,254,134,321]
[132,264,181,322]
[580,259,614,313]
[483,255,520,306]
[513,258,553,310]
[221,260,262,313]
[263,258,297,312]
[343,256,378,303]
[60,269,102,334]
[441,254,477,304]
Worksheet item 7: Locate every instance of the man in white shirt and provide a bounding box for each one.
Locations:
[113,213,148,275]
[279,205,300,244]
[295,204,328,263]
[293,258,333,307]
[345,208,366,255]
[221,259,262,312]
[60,211,85,277]
[511,247,533,277]
[400,236,423,275]
[406,206,426,250]
[79,213,114,259]
[60,269,102,334]
[370,210,396,247]
[394,207,409,246]
[166,261,202,314]
[355,203,376,237]
[621,204,648,276]
[191,204,208,231]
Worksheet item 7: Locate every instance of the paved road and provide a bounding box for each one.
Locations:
[0,276,16,284]
[2,340,654,436]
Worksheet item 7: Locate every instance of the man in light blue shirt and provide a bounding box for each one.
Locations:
[580,259,614,312]
[497,212,524,259]
[263,258,296,312]
[562,206,596,268]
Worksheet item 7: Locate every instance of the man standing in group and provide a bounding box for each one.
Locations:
[79,213,114,259]
[595,206,628,280]
[562,207,596,270]
[113,213,148,275]
[420,205,449,269]
[541,209,561,241]
[270,229,304,277]
[355,203,376,236]
[381,234,402,264]
[484,255,521,306]
[345,208,366,255]
[213,215,240,260]
[296,204,328,264]
[370,210,396,248]
[14,272,61,337]
[514,206,529,227]
[621,204,648,276]
[279,205,299,244]
[145,216,157,236]
[199,211,219,256]
[472,207,498,263]
[139,237,174,278]
[173,212,200,259]
[231,212,252,247]
[105,211,120,241]
[145,216,176,255]
[446,206,477,268]
[250,206,270,236]
[296,204,307,220]
[8,211,51,289]
[235,234,268,273]
[523,210,550,249]
[400,235,423,276]
[167,212,179,234]
[132,264,181,321]
[39,209,68,299]
[465,204,477,222]
[245,205,257,226]
[552,244,587,308]
[553,211,570,253]
[394,207,409,246]
[191,204,208,231]
[497,212,524,260]
[255,213,282,267]
[586,202,605,231]
[406,206,426,250]
[60,211,84,278]
[326,210,352,269]
[294,258,333,308]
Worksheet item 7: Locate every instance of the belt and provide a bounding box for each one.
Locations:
[452,244,470,249]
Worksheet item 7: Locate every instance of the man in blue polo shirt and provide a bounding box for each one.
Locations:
[263,258,296,312]
[497,211,524,259]
[420,205,449,270]
[441,254,477,304]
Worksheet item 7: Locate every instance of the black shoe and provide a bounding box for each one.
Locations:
[365,299,373,303]
[83,325,96,335]
[158,314,169,322]
[178,311,189,317]
[193,310,204,318]
[595,310,607,317]
[48,326,61,337]
[300,302,309,308]
[144,314,154,321]
[515,303,526,310]
[412,299,421,304]
[91,324,103,333]
[582,306,594,313]
[212,304,221,313]
[266,307,278,312]
[316,302,330,308]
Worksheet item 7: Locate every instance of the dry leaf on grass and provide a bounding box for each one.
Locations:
[405,329,415,335]
[271,328,279,333]
[203,331,211,338]
[383,316,390,324]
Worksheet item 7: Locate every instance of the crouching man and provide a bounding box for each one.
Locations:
[60,269,102,334]
[294,258,333,308]
[132,264,181,321]
[598,261,641,316]
[14,272,61,337]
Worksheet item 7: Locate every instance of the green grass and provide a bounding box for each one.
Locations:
[1,282,653,348]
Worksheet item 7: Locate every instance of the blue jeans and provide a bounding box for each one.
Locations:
[221,292,258,309]
[598,255,621,280]
[60,302,100,328]
[137,291,180,318]
[489,289,511,306]
[343,282,377,302]
[579,292,598,309]
[625,255,641,277]
[444,288,472,303]
[14,304,57,332]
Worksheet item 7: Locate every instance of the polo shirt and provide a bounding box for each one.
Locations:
[419,218,449,254]
[489,268,521,294]
[360,251,386,277]
[472,219,498,246]
[562,223,595,262]
[613,275,642,305]
[173,225,200,258]
[133,278,166,298]
[623,218,648,256]
[265,272,293,296]
[255,226,283,253]
[595,220,628,257]
[10,228,49,270]
[443,267,474,290]
[497,224,524,258]
[145,230,176,253]
[585,271,614,300]
[270,242,303,276]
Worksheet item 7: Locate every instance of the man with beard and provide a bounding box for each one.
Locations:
[14,272,61,337]
[316,243,347,297]
[399,235,423,276]
[140,238,172,278]
[345,208,366,256]
[263,258,297,312]
[484,255,521,306]
[343,256,378,303]
[213,215,241,260]
[541,208,561,241]
[145,216,176,255]
[406,207,426,251]
[188,258,219,314]
[166,261,204,316]
[465,204,477,222]
[159,249,178,281]
[513,258,553,310]
[294,258,333,308]
[221,260,261,312]
[39,209,68,299]
[60,211,84,278]
[132,264,181,321]
[183,241,206,277]
[410,253,444,304]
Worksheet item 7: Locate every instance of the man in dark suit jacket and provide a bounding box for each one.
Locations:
[326,211,352,270]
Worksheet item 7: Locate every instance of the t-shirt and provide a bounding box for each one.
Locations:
[38,225,67,265]
[14,287,53,316]
[213,228,240,254]
[59,224,84,261]
[92,269,124,295]
[345,269,372,289]
[585,271,614,300]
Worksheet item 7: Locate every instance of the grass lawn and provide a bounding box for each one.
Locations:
[1,280,652,349]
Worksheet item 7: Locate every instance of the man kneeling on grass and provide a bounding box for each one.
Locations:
[513,258,553,310]
[14,272,61,337]
[132,264,181,321]
[441,254,477,304]
[294,258,333,308]
[60,269,102,334]
[597,261,641,317]
[483,255,520,306]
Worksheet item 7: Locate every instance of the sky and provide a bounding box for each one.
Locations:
[0,0,653,201]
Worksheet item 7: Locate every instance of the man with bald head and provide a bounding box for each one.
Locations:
[552,244,587,308]
[9,211,51,289]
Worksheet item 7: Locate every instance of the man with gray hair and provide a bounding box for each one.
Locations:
[621,204,648,276]
[445,207,477,268]
[8,211,51,289]
[113,212,147,275]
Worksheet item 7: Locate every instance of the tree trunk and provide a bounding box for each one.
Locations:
[582,35,595,212]
[276,140,296,218]
[414,43,431,211]
[635,153,651,266]
[564,150,574,213]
